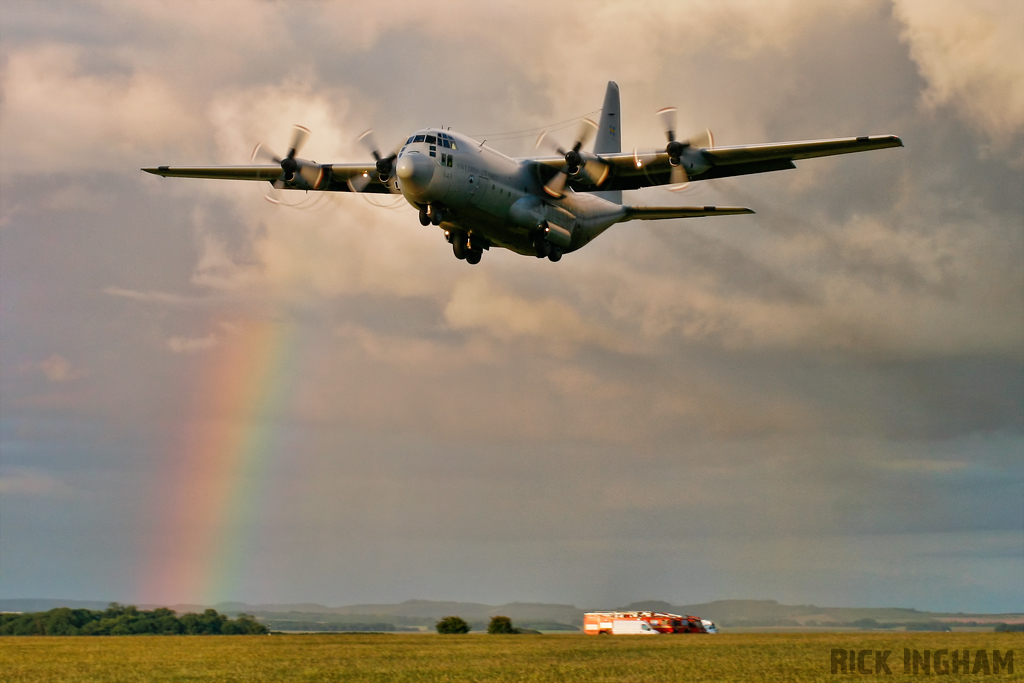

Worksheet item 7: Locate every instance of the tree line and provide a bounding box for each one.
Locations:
[0,603,268,636]
[435,615,539,634]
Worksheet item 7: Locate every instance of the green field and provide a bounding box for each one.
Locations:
[0,632,1018,682]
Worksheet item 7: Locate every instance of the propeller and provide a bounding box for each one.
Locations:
[348,130,401,193]
[251,124,323,192]
[656,107,713,190]
[535,118,608,198]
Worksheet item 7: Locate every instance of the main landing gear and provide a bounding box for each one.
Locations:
[447,229,483,265]
[533,234,562,262]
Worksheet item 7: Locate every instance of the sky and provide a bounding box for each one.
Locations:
[0,0,1021,614]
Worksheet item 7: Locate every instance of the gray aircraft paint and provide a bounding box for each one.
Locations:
[592,80,623,205]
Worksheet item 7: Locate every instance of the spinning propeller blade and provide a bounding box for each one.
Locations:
[536,118,604,197]
[250,124,321,200]
[656,107,713,190]
[354,129,401,193]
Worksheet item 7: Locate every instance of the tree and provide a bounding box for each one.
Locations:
[435,616,470,634]
[487,616,519,634]
[995,623,1024,632]
[222,613,268,635]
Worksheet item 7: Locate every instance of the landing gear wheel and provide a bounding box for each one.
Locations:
[533,238,551,259]
[452,231,468,260]
[430,207,443,226]
[547,246,562,262]
[418,207,430,226]
[466,249,482,265]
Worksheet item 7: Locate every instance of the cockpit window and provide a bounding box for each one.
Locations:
[425,135,437,144]
[439,133,458,150]
[413,134,425,143]
[406,136,414,144]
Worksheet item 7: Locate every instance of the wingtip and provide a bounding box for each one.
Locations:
[141,167,168,176]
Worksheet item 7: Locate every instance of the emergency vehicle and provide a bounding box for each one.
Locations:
[583,611,709,635]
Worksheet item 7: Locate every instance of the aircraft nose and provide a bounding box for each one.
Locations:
[396,152,434,193]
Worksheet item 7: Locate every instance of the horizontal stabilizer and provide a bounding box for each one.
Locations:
[623,205,754,220]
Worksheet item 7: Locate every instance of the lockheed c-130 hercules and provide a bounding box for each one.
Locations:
[144,81,902,265]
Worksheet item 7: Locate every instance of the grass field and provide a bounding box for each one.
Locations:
[1,632,1018,682]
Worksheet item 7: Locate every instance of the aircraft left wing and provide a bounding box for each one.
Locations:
[551,134,903,192]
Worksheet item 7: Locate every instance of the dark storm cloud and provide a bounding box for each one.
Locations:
[1,0,1021,612]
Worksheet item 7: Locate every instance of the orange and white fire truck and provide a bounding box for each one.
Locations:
[583,611,709,635]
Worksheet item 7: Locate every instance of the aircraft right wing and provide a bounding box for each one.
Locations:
[143,162,394,193]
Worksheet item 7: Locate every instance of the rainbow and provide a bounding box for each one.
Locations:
[140,314,297,606]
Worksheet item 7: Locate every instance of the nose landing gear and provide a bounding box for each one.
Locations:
[419,204,445,226]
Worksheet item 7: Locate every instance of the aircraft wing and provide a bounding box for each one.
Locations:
[142,163,392,193]
[557,134,903,192]
[143,165,284,181]
[704,135,904,167]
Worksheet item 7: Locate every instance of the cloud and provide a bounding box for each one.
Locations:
[29,354,88,383]
[1,0,1021,612]
[103,286,208,306]
[444,272,626,354]
[0,467,74,497]
[166,334,219,354]
[894,0,1024,142]
[0,44,201,171]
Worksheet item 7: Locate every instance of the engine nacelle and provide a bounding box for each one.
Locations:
[289,160,325,190]
[680,148,712,178]
[509,196,575,247]
[509,196,546,230]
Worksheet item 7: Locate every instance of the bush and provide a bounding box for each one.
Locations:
[435,616,470,634]
[487,616,519,634]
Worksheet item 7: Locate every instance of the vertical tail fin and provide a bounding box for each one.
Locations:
[593,81,622,204]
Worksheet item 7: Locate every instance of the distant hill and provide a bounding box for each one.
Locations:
[0,599,116,613]
[3,598,1019,629]
[622,599,1024,626]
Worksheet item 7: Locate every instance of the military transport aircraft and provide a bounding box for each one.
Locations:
[143,82,902,265]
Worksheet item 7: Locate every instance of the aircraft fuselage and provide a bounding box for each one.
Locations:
[395,129,624,258]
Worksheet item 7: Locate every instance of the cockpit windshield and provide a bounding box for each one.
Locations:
[407,131,457,150]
